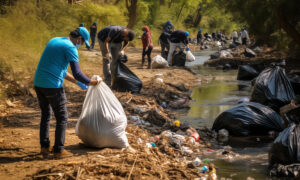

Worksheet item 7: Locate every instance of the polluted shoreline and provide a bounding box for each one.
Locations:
[1,45,299,179]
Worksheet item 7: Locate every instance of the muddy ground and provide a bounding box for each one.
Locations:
[0,44,299,180]
[0,45,217,180]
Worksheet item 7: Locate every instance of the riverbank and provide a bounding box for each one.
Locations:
[0,44,297,179]
[0,46,219,179]
[204,45,300,74]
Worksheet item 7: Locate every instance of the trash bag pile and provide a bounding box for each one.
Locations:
[112,58,142,94]
[76,75,129,149]
[250,66,296,112]
[268,123,300,178]
[287,73,300,95]
[212,102,285,136]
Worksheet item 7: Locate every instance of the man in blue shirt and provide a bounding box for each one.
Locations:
[34,27,99,158]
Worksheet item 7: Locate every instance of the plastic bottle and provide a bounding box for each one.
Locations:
[203,159,210,164]
[193,157,202,167]
[191,132,200,141]
[199,166,208,173]
[161,102,167,109]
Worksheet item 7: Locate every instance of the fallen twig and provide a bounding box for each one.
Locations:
[127,154,138,180]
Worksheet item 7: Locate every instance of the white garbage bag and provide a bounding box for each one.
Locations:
[76,75,129,148]
[185,49,195,62]
[220,50,233,58]
[151,55,169,69]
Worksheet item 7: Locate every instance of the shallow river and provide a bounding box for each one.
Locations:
[179,50,287,180]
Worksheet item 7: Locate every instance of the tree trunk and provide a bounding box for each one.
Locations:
[276,6,300,47]
[193,5,202,27]
[176,2,185,21]
[68,0,74,4]
[114,0,121,5]
[125,0,138,29]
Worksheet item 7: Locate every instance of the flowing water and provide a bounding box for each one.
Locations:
[179,50,286,180]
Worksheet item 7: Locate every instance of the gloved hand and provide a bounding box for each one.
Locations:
[77,81,89,90]
[105,52,112,60]
[120,50,125,56]
[186,47,190,51]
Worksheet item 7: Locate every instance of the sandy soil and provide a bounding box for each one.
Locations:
[0,45,210,180]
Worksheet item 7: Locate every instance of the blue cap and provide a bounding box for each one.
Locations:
[200,28,202,31]
[79,23,84,27]
[166,21,171,25]
[77,27,90,47]
[185,31,189,36]
[93,21,98,25]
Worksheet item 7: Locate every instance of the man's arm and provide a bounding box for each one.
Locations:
[105,36,111,53]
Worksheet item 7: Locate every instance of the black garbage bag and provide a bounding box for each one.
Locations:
[119,54,128,63]
[244,48,256,57]
[210,52,220,59]
[287,73,300,95]
[229,43,237,49]
[285,106,300,124]
[268,123,300,170]
[212,102,285,136]
[269,163,300,178]
[250,66,296,112]
[171,50,186,67]
[111,60,142,94]
[237,65,259,80]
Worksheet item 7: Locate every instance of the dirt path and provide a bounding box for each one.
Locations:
[0,46,202,179]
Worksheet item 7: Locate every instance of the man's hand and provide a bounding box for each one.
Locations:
[105,52,112,60]
[77,81,89,90]
[89,79,101,86]
[120,50,125,56]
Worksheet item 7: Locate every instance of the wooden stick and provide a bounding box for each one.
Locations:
[127,155,138,180]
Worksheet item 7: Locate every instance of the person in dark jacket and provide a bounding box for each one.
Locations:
[97,25,135,85]
[141,26,153,69]
[159,32,170,59]
[163,21,174,33]
[197,28,202,44]
[89,21,98,49]
[167,30,189,64]
[33,27,99,158]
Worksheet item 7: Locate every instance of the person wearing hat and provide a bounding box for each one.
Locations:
[90,21,98,49]
[97,25,136,86]
[79,22,84,27]
[163,21,174,33]
[167,30,190,65]
[33,27,100,158]
[197,28,203,45]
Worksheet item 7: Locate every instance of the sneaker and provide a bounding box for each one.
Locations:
[40,147,52,157]
[53,150,72,159]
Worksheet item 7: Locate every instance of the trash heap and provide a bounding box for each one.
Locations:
[212,63,300,178]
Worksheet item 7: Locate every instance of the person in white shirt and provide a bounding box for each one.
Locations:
[241,27,249,45]
[232,30,238,44]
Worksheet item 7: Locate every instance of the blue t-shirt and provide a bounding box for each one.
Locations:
[34,37,78,88]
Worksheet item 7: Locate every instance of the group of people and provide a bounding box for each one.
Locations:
[33,20,193,157]
[159,21,190,65]
[232,27,249,45]
[196,27,250,46]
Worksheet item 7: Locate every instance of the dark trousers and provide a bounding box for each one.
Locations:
[160,41,169,59]
[242,38,247,45]
[142,46,153,64]
[91,35,96,49]
[34,86,68,153]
